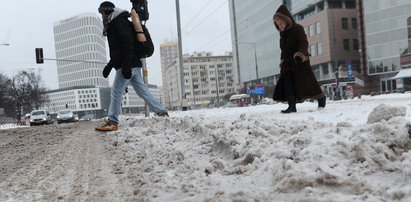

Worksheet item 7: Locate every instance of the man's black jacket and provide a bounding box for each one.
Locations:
[106,11,142,70]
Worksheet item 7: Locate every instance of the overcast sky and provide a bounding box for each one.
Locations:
[0,0,232,90]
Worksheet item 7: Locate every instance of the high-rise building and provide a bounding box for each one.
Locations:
[53,13,109,89]
[229,0,285,89]
[360,0,411,92]
[160,42,181,108]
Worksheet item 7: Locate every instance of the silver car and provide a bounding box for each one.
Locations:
[30,110,51,126]
[57,109,78,124]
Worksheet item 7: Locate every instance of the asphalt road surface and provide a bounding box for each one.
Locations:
[0,121,140,201]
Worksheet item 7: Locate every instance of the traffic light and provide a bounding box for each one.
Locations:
[35,48,44,64]
[130,0,149,21]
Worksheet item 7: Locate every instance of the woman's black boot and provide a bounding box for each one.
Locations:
[281,96,297,113]
[318,96,326,108]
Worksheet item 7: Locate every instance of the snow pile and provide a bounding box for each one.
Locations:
[367,104,406,124]
[107,100,411,201]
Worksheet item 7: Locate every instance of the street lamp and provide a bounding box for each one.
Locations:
[0,43,10,46]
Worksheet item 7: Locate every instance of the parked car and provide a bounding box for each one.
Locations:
[30,110,52,126]
[79,114,95,121]
[229,94,251,107]
[57,109,79,124]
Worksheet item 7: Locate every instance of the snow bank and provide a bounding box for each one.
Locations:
[367,104,406,124]
[108,98,411,201]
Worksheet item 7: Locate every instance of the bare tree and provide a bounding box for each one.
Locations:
[27,73,49,110]
[6,71,49,121]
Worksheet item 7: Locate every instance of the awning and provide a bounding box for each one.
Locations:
[392,68,411,80]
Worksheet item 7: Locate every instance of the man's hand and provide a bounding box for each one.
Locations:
[122,67,132,79]
[103,65,113,78]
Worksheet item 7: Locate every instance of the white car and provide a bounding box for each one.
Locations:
[57,109,78,124]
[30,110,52,126]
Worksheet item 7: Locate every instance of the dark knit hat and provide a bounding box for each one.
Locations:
[98,1,115,14]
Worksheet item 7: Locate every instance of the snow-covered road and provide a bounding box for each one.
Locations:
[1,93,410,201]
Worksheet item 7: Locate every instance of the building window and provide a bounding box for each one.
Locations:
[317,43,323,55]
[345,1,356,9]
[308,24,314,37]
[315,21,321,34]
[343,39,350,51]
[351,18,358,30]
[310,45,316,56]
[329,0,342,9]
[342,18,349,30]
[353,39,359,51]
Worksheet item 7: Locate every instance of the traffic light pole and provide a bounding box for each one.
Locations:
[35,48,106,64]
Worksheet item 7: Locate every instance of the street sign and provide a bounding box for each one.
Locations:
[255,87,265,95]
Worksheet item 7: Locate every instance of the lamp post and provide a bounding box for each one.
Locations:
[334,70,341,101]
[175,0,186,110]
[235,41,260,103]
[215,65,220,104]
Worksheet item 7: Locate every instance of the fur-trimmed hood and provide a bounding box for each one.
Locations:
[273,5,295,31]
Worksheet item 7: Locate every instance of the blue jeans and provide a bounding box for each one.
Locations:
[108,68,167,123]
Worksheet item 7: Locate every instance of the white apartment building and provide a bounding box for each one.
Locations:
[184,52,237,108]
[44,86,110,116]
[53,13,109,89]
[122,84,162,114]
[44,84,161,117]
[162,51,237,110]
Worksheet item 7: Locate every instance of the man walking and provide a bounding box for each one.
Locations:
[96,1,168,132]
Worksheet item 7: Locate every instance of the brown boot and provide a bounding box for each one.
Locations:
[158,112,169,117]
[95,121,118,131]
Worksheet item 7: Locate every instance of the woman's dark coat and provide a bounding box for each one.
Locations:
[272,5,324,103]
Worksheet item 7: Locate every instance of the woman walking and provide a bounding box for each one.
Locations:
[272,5,326,113]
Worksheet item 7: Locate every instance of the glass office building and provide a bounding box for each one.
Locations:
[229,0,288,88]
[363,0,411,90]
